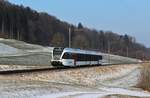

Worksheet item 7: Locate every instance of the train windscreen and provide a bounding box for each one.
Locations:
[53,47,64,60]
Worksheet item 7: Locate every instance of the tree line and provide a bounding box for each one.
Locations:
[0,0,150,60]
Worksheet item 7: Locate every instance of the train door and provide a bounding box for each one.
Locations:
[72,53,77,66]
[99,55,103,65]
[97,55,99,65]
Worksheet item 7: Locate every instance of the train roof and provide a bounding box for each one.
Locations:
[63,48,102,55]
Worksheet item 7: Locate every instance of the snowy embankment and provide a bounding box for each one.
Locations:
[0,43,20,55]
[0,38,52,66]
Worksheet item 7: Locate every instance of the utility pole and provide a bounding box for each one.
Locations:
[107,41,111,64]
[2,19,4,33]
[10,24,13,39]
[142,53,144,61]
[17,30,20,40]
[107,41,110,54]
[69,27,71,48]
[126,46,129,57]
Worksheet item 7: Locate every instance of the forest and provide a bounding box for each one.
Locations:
[0,0,150,60]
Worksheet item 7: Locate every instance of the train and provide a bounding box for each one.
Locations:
[51,47,103,67]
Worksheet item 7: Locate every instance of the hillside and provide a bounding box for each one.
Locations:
[0,38,52,66]
[0,0,150,60]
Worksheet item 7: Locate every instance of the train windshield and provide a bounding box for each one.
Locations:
[53,47,64,60]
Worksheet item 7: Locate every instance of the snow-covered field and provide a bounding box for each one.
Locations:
[0,38,52,66]
[0,64,150,98]
[0,81,150,98]
[0,43,20,55]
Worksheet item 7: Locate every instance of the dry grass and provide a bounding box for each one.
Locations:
[138,63,150,91]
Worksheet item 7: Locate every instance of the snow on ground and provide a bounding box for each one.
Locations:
[36,89,150,98]
[0,53,52,66]
[0,64,149,98]
[98,65,141,87]
[0,43,20,55]
[17,64,140,88]
[35,92,109,98]
[0,80,150,98]
[0,38,52,55]
[0,65,50,71]
[0,38,52,53]
[100,87,150,97]
[0,38,52,66]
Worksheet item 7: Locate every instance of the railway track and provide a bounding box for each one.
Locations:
[0,62,143,75]
[0,64,105,75]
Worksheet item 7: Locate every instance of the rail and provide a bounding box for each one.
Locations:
[0,62,144,75]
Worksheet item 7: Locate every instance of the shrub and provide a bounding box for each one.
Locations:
[138,63,150,91]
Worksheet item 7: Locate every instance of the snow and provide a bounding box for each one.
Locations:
[36,92,106,98]
[0,43,20,55]
[99,66,141,87]
[0,64,150,98]
[35,89,150,98]
[0,38,52,66]
[0,38,52,56]
[100,87,150,97]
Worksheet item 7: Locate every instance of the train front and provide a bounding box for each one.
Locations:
[51,47,64,67]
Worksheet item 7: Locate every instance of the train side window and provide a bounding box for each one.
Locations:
[99,56,102,60]
[76,53,85,61]
[89,55,91,61]
[90,55,92,61]
[85,54,88,61]
[83,54,86,61]
[92,55,98,61]
[92,55,94,61]
[62,52,72,59]
[80,54,82,61]
[86,54,89,61]
[62,52,69,59]
[81,54,84,61]
[77,53,80,61]
[94,55,96,61]
[96,55,99,61]
[72,53,77,60]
